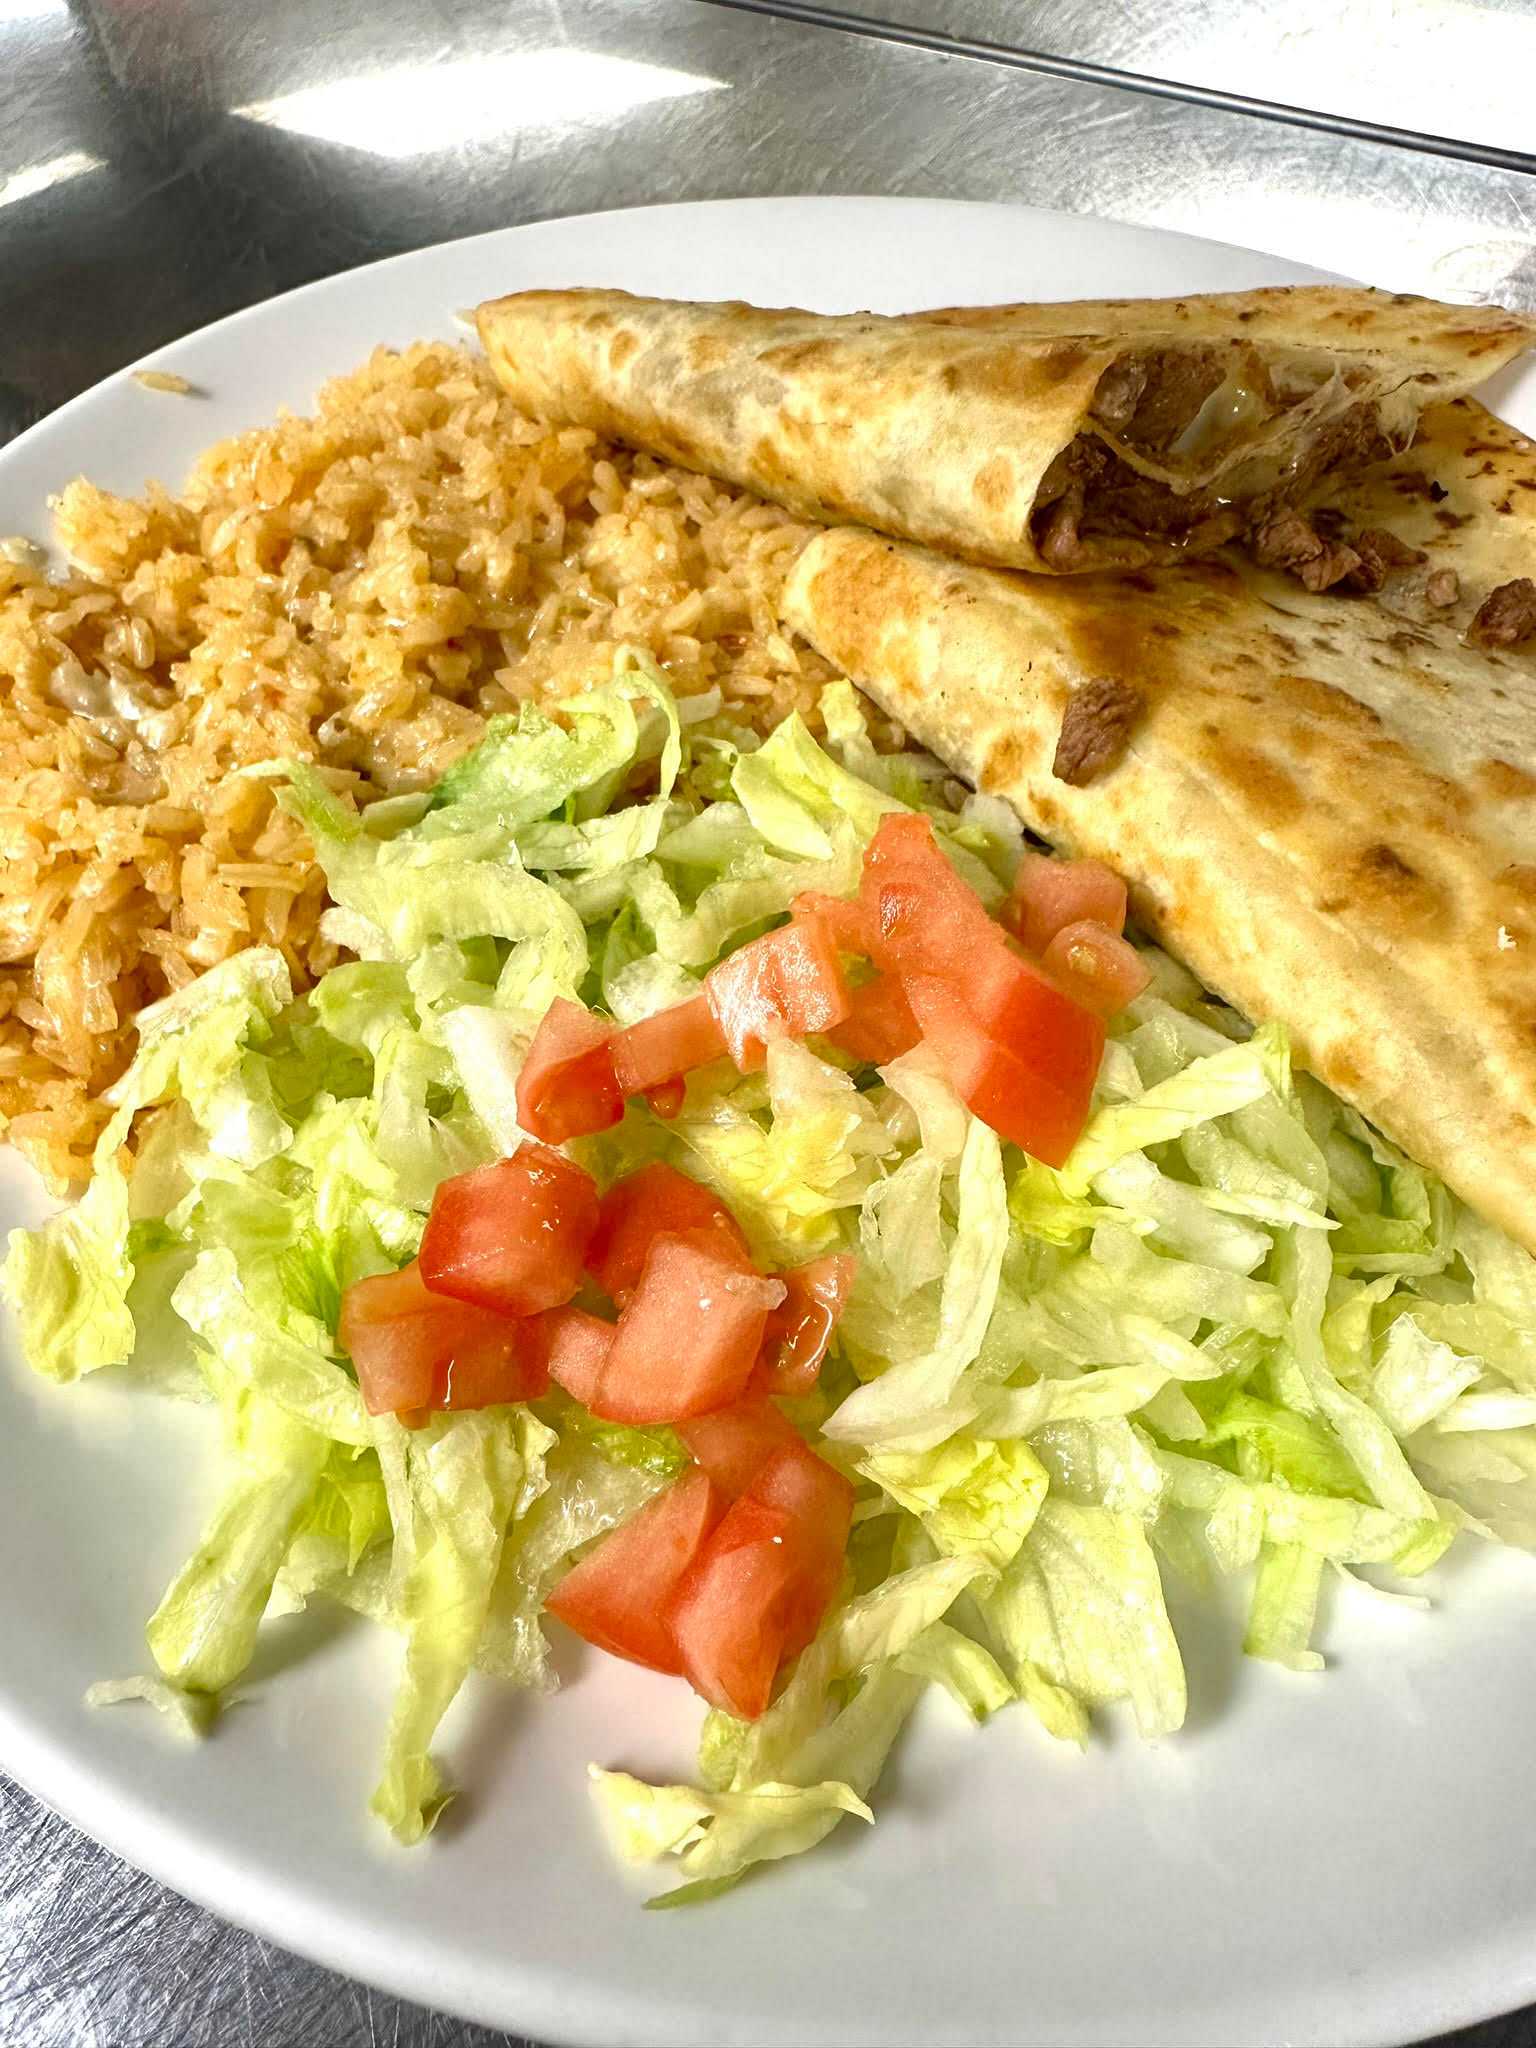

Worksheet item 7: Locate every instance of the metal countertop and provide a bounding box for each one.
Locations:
[2,1,1534,2041]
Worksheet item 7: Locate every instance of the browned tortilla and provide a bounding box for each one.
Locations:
[476,285,1532,575]
[918,284,1534,366]
[781,395,1536,1253]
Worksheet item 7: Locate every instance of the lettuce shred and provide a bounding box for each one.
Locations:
[7,650,1536,1896]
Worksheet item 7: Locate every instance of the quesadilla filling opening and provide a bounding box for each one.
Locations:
[1031,345,1406,568]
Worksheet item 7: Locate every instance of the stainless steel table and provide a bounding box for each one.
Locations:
[2,2,1533,2041]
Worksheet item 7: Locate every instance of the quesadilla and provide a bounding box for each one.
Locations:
[476,285,1532,576]
[781,394,1536,1254]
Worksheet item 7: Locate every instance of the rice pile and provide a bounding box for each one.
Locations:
[0,341,841,1188]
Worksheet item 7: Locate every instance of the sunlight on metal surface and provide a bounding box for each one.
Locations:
[0,150,103,210]
[235,48,729,158]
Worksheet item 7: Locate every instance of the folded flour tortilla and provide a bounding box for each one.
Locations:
[781,395,1536,1251]
[477,285,1532,574]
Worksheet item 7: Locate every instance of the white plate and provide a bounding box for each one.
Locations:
[4,197,1536,2048]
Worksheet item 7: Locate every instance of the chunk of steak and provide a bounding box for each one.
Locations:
[1053,676,1144,787]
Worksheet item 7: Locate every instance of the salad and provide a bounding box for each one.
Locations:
[9,651,1536,1906]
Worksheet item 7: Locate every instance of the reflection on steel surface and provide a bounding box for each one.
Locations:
[1,0,1533,449]
[0,149,103,211]
[747,0,1536,159]
[0,1773,528,2048]
[235,50,728,159]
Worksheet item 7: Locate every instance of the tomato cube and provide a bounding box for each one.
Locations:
[545,1467,727,1675]
[665,1495,805,1719]
[704,919,851,1072]
[419,1145,599,1316]
[1008,852,1128,955]
[667,1444,854,1718]
[749,1445,855,1657]
[676,1394,805,1496]
[756,1252,857,1396]
[861,811,944,882]
[516,998,624,1145]
[858,813,998,978]
[438,1329,553,1411]
[644,1077,687,1120]
[339,1258,550,1417]
[791,890,870,957]
[610,994,727,1097]
[904,974,1101,1168]
[1041,919,1152,1018]
[587,1163,752,1305]
[825,971,922,1067]
[960,943,1107,1102]
[589,1233,785,1424]
[539,1304,615,1406]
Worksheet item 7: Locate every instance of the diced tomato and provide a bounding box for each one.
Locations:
[419,1146,599,1316]
[539,1304,614,1406]
[858,813,999,978]
[749,1444,854,1656]
[666,1444,854,1717]
[960,943,1108,1102]
[610,994,726,1096]
[1041,919,1152,1018]
[1008,851,1129,954]
[516,998,624,1145]
[756,1252,857,1396]
[339,1258,550,1416]
[791,889,870,956]
[666,1495,804,1718]
[704,919,852,1072]
[590,1233,785,1424]
[676,1393,805,1496]
[904,974,1101,1167]
[825,971,922,1067]
[861,811,945,881]
[439,1327,554,1411]
[588,1163,751,1305]
[644,1078,687,1120]
[545,1467,727,1675]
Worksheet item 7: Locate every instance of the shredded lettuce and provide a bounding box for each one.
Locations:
[147,1384,331,1695]
[825,1116,1008,1445]
[675,1040,892,1263]
[9,648,1536,1900]
[1059,1025,1289,1196]
[860,1436,1047,1568]
[85,1676,218,1740]
[1243,1542,1326,1672]
[2,949,293,1381]
[731,709,905,858]
[984,1501,1187,1740]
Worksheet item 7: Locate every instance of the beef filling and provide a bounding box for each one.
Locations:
[1052,676,1144,787]
[1467,578,1536,649]
[1034,384,1390,570]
